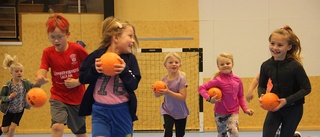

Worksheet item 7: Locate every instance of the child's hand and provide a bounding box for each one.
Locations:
[152,86,165,97]
[271,98,287,112]
[9,91,17,99]
[258,93,264,107]
[155,89,166,95]
[95,58,103,73]
[34,70,49,86]
[64,78,80,88]
[245,109,254,116]
[208,95,221,104]
[114,57,126,75]
[35,76,49,86]
[246,90,254,103]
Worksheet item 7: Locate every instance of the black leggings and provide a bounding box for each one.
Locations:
[163,114,187,137]
[263,104,303,137]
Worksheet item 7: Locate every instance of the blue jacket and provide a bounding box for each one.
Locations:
[0,79,39,114]
[78,48,141,121]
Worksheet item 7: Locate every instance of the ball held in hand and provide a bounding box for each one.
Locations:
[207,87,222,100]
[152,81,167,94]
[100,52,121,76]
[260,92,280,111]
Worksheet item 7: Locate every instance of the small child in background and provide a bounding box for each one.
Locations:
[0,54,46,136]
[198,52,254,137]
[153,52,189,137]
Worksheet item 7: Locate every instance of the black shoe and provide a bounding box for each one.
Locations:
[294,131,301,137]
[0,126,3,136]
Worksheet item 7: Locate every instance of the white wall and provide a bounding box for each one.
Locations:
[199,0,320,78]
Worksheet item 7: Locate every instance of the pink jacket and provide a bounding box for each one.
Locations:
[198,72,248,114]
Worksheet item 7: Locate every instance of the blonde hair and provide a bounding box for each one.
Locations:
[163,52,186,77]
[2,53,23,72]
[212,52,234,78]
[99,16,139,54]
[269,25,302,64]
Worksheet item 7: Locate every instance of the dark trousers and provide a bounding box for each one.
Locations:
[263,104,303,137]
[163,114,187,137]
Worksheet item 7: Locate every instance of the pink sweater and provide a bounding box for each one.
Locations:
[198,72,248,114]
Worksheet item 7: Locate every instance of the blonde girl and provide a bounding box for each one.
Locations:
[258,25,310,137]
[198,52,254,137]
[0,54,45,137]
[153,52,189,137]
[79,16,141,137]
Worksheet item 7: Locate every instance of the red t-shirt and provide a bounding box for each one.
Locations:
[40,42,88,105]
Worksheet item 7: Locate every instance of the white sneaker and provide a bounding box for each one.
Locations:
[294,131,301,137]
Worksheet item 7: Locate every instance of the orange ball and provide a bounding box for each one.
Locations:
[152,81,167,94]
[207,87,222,100]
[260,92,280,111]
[26,88,47,108]
[100,52,121,76]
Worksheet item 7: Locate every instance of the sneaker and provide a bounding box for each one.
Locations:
[294,131,301,137]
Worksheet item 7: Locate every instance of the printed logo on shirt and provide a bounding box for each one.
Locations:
[53,68,79,82]
[70,54,78,65]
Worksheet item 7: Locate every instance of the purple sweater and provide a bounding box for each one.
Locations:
[198,72,248,114]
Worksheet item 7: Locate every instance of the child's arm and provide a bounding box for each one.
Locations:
[79,50,102,84]
[246,74,259,102]
[64,78,81,89]
[198,80,219,104]
[35,69,49,86]
[0,85,15,102]
[244,109,254,116]
[162,87,187,101]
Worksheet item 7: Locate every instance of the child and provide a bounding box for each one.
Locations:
[35,14,89,137]
[246,73,301,137]
[153,52,189,137]
[78,16,141,137]
[0,54,46,136]
[198,52,254,137]
[258,25,311,137]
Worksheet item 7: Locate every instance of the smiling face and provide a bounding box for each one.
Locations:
[217,56,233,74]
[48,27,69,52]
[115,26,135,54]
[269,33,292,61]
[164,56,181,74]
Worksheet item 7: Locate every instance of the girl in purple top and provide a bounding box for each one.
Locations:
[153,52,189,137]
[198,52,254,137]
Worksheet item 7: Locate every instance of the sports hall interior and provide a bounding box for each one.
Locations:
[0,0,319,135]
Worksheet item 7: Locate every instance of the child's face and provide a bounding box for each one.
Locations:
[217,57,233,74]
[116,26,135,54]
[11,66,23,80]
[48,27,69,52]
[269,34,292,61]
[164,56,181,73]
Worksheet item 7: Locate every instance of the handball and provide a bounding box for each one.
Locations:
[152,81,167,94]
[26,88,47,108]
[100,52,121,76]
[207,87,222,100]
[260,92,280,111]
